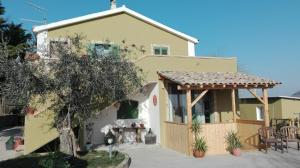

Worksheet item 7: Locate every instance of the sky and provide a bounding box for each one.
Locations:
[3,0,300,97]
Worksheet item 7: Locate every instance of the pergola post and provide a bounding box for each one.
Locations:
[231,89,237,122]
[186,88,193,156]
[262,88,270,127]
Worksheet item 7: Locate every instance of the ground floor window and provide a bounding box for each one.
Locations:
[117,100,139,119]
[167,84,214,124]
[256,106,264,120]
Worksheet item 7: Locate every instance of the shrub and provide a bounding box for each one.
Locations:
[38,152,70,168]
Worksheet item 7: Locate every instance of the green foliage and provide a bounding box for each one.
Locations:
[46,35,143,129]
[0,1,32,59]
[225,130,242,152]
[0,150,125,168]
[194,137,208,152]
[117,100,138,119]
[191,119,202,140]
[38,152,70,168]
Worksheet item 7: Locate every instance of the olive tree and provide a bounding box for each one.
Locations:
[44,35,143,156]
[1,34,143,156]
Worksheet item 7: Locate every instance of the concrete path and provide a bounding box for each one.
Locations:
[121,144,300,168]
[0,127,24,161]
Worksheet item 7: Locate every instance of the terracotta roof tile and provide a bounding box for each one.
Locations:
[158,71,281,87]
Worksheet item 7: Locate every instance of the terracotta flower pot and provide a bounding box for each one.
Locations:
[25,107,36,115]
[140,123,144,128]
[14,139,22,150]
[193,150,205,158]
[232,148,241,156]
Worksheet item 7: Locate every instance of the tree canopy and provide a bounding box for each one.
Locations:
[0,1,32,59]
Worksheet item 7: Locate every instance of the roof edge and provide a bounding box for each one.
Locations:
[33,6,199,43]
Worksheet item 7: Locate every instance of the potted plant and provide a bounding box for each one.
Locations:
[191,119,208,158]
[225,130,242,156]
[24,106,36,115]
[193,137,208,158]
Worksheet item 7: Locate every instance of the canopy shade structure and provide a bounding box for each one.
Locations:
[158,71,281,89]
[158,70,281,155]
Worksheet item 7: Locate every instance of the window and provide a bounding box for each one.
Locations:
[87,43,119,58]
[152,45,169,56]
[49,40,69,58]
[168,84,186,123]
[117,100,139,119]
[256,106,264,120]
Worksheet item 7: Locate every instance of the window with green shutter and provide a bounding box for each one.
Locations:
[87,43,120,58]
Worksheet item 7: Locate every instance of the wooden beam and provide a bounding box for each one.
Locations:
[213,90,220,123]
[247,89,265,104]
[178,84,273,90]
[231,89,237,122]
[186,88,193,156]
[191,90,209,107]
[263,88,270,127]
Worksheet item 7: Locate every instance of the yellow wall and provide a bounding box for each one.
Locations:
[48,13,189,56]
[280,98,300,119]
[240,98,284,120]
[135,56,237,81]
[24,94,59,154]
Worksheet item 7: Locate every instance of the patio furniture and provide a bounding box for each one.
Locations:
[280,126,300,152]
[258,127,283,153]
[113,127,145,144]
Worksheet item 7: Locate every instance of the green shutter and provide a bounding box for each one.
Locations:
[111,44,120,58]
[87,43,95,57]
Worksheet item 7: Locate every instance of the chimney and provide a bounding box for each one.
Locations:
[110,0,116,9]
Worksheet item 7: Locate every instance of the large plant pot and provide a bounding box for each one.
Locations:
[232,148,241,156]
[193,150,205,158]
[25,107,36,115]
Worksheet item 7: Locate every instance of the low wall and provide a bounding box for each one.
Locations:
[201,122,237,155]
[236,119,264,150]
[164,121,189,155]
[164,120,263,156]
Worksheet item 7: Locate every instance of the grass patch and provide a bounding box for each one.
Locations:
[0,150,126,168]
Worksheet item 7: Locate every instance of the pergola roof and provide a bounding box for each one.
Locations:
[158,71,281,88]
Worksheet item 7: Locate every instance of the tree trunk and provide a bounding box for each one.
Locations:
[59,128,78,157]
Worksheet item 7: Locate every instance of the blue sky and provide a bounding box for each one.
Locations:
[3,0,300,97]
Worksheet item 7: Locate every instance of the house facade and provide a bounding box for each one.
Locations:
[25,5,280,156]
[240,96,300,121]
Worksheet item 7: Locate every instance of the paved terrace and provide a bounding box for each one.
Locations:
[115,144,300,168]
[0,127,24,161]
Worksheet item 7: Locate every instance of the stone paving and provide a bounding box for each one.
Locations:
[118,143,300,168]
[0,127,24,161]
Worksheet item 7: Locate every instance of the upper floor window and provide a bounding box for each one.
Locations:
[152,45,169,56]
[49,40,69,58]
[87,43,119,58]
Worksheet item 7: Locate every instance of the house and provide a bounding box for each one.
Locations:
[25,2,281,156]
[240,96,300,124]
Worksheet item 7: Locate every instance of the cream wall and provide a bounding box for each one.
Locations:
[47,13,190,57]
[280,99,300,119]
[240,98,282,120]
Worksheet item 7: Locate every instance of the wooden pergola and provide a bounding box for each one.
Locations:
[158,71,281,155]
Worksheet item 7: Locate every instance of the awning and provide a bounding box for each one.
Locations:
[158,71,281,89]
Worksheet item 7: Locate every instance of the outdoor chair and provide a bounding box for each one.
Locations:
[280,126,300,152]
[258,127,283,153]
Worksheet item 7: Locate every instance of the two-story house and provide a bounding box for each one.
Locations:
[25,3,280,156]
